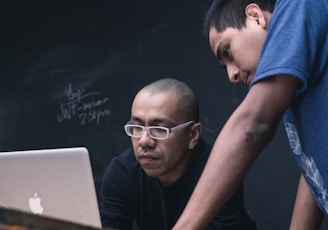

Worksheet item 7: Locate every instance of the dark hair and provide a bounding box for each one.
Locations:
[143,78,200,122]
[203,0,276,36]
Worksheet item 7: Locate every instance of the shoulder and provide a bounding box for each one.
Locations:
[253,0,328,93]
[188,139,212,172]
[103,147,141,179]
[195,138,212,157]
[190,139,212,166]
[111,147,137,166]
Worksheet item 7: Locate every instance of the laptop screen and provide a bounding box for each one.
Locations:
[0,147,102,228]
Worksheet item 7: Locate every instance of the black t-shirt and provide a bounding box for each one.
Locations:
[100,139,257,230]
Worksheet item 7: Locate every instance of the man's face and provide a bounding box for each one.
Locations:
[208,15,267,86]
[129,90,193,186]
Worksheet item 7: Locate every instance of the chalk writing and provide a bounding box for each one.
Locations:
[57,83,111,125]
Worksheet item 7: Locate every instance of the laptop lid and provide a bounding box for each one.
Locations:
[0,147,102,228]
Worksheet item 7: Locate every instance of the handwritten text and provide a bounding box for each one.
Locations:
[57,83,111,125]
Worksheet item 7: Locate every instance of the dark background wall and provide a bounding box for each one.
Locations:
[1,1,327,229]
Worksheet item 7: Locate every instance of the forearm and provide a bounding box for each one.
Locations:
[290,175,324,230]
[173,107,275,229]
[172,138,268,229]
[173,78,297,230]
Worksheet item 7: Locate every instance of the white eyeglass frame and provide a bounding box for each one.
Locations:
[124,120,195,140]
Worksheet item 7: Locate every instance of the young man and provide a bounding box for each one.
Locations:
[173,0,328,229]
[99,78,256,229]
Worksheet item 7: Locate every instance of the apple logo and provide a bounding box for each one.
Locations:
[28,192,44,214]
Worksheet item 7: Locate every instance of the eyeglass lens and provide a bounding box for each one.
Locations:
[127,125,168,139]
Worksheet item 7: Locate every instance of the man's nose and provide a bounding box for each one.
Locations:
[138,129,155,146]
[227,64,240,84]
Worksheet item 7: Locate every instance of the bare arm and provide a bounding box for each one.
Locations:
[172,75,300,230]
[290,175,324,230]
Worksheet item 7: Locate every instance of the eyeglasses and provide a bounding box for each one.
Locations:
[124,121,195,140]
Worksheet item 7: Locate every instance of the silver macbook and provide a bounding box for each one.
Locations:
[0,147,102,228]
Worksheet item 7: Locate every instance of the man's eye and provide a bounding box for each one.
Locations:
[223,47,231,57]
[153,128,166,134]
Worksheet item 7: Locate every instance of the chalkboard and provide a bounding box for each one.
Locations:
[1,1,327,229]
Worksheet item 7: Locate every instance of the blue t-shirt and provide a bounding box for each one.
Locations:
[251,0,328,214]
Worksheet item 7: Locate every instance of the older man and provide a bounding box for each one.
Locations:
[100,78,256,230]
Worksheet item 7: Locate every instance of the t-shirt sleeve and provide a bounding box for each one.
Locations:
[99,157,134,230]
[252,0,328,95]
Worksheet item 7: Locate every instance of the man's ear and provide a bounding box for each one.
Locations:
[188,123,202,149]
[245,3,268,29]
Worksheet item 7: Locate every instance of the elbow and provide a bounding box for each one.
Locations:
[244,122,275,145]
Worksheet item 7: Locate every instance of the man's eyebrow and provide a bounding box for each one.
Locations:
[215,41,222,61]
[130,116,143,123]
[215,42,226,68]
[130,116,173,125]
[152,118,174,125]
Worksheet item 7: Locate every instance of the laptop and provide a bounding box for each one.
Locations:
[0,147,102,228]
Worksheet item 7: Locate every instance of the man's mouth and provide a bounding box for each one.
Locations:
[243,74,250,87]
[139,154,159,164]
